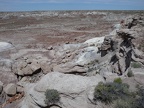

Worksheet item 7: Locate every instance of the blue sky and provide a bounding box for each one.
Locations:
[0,0,144,11]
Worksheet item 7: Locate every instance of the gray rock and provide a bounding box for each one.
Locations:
[13,54,49,76]
[0,59,13,72]
[29,61,41,72]
[4,83,17,96]
[17,86,24,93]
[19,72,104,108]
[99,25,144,75]
[53,64,87,73]
[0,71,17,85]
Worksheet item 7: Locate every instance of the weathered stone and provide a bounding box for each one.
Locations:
[53,64,87,74]
[0,71,17,85]
[19,72,104,108]
[21,65,33,75]
[13,54,48,76]
[17,86,24,93]
[4,83,17,96]
[29,62,41,72]
[0,59,13,72]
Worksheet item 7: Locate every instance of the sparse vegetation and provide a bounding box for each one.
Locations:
[93,82,130,104]
[113,78,122,84]
[114,87,144,108]
[114,98,134,108]
[127,70,134,77]
[94,81,144,108]
[134,87,144,108]
[44,89,60,106]
[131,62,142,68]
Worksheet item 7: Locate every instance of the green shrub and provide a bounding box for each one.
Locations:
[45,89,60,105]
[113,78,122,84]
[134,88,144,108]
[114,86,144,108]
[127,70,134,77]
[93,82,130,104]
[131,62,142,68]
[114,99,134,108]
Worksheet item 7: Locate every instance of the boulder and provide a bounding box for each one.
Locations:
[19,72,104,108]
[4,83,17,96]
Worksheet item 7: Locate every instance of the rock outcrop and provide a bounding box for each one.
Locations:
[12,54,52,83]
[19,72,104,108]
[124,15,144,29]
[98,15,144,76]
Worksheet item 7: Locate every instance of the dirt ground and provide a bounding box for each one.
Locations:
[0,10,142,50]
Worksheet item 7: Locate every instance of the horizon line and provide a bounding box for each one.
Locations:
[1,9,144,12]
